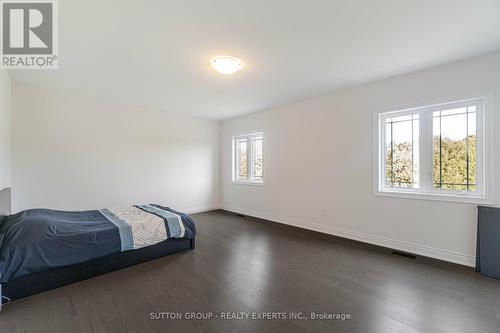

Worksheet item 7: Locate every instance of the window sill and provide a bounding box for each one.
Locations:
[232,180,264,186]
[374,189,493,205]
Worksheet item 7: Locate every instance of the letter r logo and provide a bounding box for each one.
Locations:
[2,2,53,54]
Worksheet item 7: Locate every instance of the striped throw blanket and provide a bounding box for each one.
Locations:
[100,204,195,251]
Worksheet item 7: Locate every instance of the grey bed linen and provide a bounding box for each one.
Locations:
[0,205,196,283]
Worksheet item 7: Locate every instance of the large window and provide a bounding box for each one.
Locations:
[375,97,492,203]
[232,131,264,184]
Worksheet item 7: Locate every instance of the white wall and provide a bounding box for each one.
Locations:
[221,51,500,267]
[12,86,220,213]
[0,71,11,191]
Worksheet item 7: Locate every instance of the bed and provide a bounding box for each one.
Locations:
[0,203,196,308]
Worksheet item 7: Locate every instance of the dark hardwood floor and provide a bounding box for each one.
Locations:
[1,210,499,333]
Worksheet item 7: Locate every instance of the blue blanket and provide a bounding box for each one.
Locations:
[0,205,196,283]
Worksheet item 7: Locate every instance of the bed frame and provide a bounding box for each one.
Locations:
[1,237,195,308]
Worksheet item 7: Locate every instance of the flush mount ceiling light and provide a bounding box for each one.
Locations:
[210,55,244,75]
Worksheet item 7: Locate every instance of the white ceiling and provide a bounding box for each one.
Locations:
[9,0,500,120]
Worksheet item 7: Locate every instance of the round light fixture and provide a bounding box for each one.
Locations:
[210,55,244,75]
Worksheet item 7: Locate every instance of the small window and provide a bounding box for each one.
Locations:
[375,97,492,203]
[232,132,264,184]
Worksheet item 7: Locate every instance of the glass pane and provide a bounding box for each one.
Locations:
[385,114,419,188]
[441,112,467,190]
[252,136,263,181]
[433,107,476,191]
[236,138,248,180]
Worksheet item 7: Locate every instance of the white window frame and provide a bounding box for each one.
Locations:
[232,131,265,185]
[373,93,494,204]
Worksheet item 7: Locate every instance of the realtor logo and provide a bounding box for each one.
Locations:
[1,0,58,69]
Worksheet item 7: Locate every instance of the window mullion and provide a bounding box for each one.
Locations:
[390,121,394,187]
[466,107,469,191]
[420,110,433,192]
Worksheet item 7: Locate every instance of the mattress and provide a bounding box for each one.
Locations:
[0,204,196,284]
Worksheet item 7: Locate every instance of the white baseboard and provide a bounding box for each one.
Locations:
[223,205,476,267]
[182,205,221,214]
